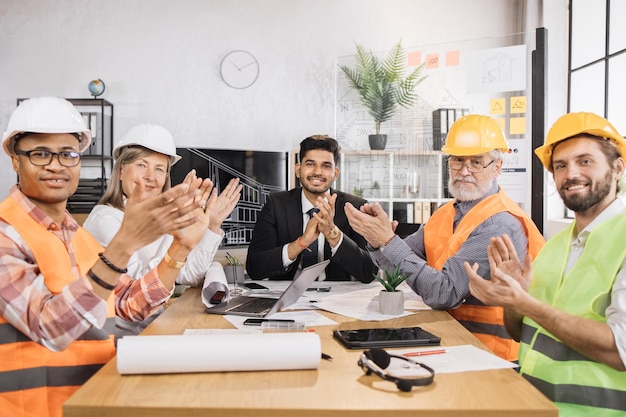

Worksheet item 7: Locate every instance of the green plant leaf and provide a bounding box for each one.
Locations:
[375,266,408,292]
[340,40,427,135]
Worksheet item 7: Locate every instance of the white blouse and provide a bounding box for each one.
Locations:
[84,204,223,286]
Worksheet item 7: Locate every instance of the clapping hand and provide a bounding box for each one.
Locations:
[208,178,243,234]
[312,192,337,236]
[171,171,216,249]
[464,234,533,309]
[487,234,531,291]
[344,201,395,248]
[116,182,203,253]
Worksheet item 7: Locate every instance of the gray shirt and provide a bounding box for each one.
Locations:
[370,183,529,309]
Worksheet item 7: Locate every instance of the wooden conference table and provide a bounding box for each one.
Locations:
[64,287,557,417]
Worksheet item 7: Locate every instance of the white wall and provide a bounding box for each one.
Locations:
[0,0,569,227]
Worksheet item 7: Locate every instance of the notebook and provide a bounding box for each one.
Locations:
[205,260,330,317]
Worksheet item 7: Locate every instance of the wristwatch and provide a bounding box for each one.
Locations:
[164,251,186,269]
[327,226,341,240]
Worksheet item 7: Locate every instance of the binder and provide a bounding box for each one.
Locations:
[422,201,432,222]
[414,202,423,224]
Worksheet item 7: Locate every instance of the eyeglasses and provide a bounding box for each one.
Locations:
[15,149,81,167]
[447,157,494,173]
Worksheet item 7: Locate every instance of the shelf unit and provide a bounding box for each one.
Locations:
[70,98,114,213]
[337,150,450,224]
[17,98,114,214]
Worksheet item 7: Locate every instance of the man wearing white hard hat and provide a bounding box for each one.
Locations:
[84,123,242,338]
[0,97,207,417]
[467,112,626,416]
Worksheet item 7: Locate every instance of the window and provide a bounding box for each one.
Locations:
[567,0,626,217]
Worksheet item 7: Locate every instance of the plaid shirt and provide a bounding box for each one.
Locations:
[0,186,170,351]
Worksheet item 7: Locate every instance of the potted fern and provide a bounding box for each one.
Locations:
[340,40,427,150]
[376,266,408,315]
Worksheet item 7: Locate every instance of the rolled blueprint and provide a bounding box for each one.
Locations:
[201,262,230,308]
[117,332,321,374]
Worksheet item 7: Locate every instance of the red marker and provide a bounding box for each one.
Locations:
[403,349,447,357]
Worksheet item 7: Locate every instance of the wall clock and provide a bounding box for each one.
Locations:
[220,50,260,89]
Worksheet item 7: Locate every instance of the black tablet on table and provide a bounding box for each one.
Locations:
[333,326,441,349]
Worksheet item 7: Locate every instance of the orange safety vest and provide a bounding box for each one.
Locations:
[423,189,544,360]
[0,196,116,417]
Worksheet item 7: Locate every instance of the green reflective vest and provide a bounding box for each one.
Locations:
[520,211,626,416]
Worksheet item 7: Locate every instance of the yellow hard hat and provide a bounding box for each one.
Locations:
[535,112,626,172]
[441,114,508,156]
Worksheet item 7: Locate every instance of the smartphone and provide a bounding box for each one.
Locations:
[306,287,331,292]
[243,318,295,326]
[243,282,269,291]
[209,290,226,305]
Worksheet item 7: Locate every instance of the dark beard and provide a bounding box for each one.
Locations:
[560,169,613,212]
[301,177,330,196]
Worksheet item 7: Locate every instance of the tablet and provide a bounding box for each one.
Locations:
[333,326,441,349]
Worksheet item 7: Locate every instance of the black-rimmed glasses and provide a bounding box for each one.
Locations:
[447,157,494,173]
[15,149,81,167]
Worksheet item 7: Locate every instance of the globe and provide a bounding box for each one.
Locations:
[88,79,105,97]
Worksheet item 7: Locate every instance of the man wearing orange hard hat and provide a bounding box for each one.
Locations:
[467,112,626,416]
[346,114,544,361]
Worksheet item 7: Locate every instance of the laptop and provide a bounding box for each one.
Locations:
[205,260,330,317]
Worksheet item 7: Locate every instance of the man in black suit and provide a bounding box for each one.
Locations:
[246,135,377,282]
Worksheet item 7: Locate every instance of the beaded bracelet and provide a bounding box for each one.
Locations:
[98,252,128,274]
[87,269,117,291]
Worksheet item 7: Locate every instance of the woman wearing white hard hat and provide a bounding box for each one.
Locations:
[84,123,242,338]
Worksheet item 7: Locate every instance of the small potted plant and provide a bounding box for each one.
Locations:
[339,40,427,150]
[376,266,408,315]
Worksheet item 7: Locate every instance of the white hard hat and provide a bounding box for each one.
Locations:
[2,96,92,156]
[113,123,181,165]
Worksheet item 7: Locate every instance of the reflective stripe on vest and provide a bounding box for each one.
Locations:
[423,189,545,361]
[0,196,116,417]
[520,212,626,416]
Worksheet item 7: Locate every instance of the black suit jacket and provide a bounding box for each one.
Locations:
[246,188,377,282]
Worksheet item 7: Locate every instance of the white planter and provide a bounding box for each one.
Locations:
[379,290,404,315]
[224,265,244,284]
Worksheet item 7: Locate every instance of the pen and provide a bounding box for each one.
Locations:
[403,349,447,357]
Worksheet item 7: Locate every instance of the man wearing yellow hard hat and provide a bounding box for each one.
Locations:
[467,112,626,416]
[346,114,544,361]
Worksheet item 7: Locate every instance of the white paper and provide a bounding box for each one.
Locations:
[310,282,431,321]
[223,310,337,329]
[201,262,230,308]
[117,332,321,375]
[393,345,519,374]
